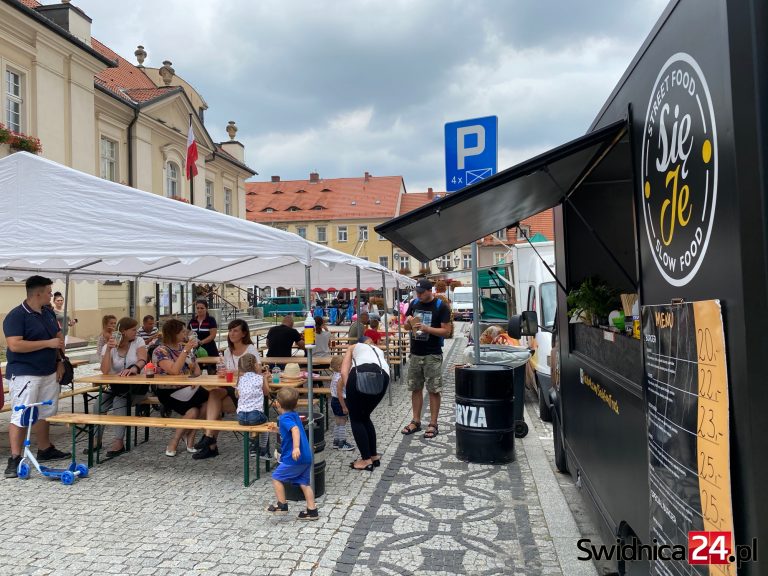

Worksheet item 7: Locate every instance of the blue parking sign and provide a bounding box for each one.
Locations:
[445,116,498,192]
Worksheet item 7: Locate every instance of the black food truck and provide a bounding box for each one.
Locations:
[377,1,767,574]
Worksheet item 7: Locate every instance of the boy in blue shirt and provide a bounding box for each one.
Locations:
[266,387,319,520]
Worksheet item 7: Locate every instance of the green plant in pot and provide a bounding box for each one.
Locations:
[567,277,620,326]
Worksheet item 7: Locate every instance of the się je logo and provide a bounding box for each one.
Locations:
[641,53,718,287]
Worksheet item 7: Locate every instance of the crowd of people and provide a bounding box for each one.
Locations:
[3,275,457,522]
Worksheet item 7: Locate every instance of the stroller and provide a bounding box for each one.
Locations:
[14,400,88,484]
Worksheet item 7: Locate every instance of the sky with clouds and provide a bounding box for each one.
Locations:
[75,0,668,191]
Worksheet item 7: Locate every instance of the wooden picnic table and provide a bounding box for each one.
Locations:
[260,356,333,366]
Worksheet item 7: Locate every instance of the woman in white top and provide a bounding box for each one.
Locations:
[98,317,148,458]
[341,337,390,471]
[313,315,332,357]
[193,318,259,460]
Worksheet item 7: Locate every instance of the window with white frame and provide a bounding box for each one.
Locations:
[224,187,232,215]
[518,224,531,239]
[296,226,307,239]
[437,255,451,269]
[379,256,389,269]
[166,162,179,197]
[205,180,214,209]
[358,225,368,241]
[493,251,506,264]
[463,253,472,269]
[316,225,327,243]
[377,233,385,241]
[494,229,506,240]
[5,69,23,132]
[100,136,118,182]
[420,261,430,270]
[399,256,410,270]
[337,226,348,242]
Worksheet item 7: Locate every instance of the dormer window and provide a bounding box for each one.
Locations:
[321,188,332,192]
[263,207,275,213]
[311,205,325,211]
[296,189,306,194]
[286,206,301,212]
[272,190,283,194]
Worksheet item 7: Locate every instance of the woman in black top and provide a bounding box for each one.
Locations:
[188,300,219,363]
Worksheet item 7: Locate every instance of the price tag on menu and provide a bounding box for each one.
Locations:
[642,300,735,576]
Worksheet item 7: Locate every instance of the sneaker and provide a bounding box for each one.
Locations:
[266,502,288,513]
[5,456,21,479]
[298,508,319,521]
[37,446,71,462]
[338,441,355,451]
[259,447,273,462]
[332,440,341,450]
[249,440,260,455]
[191,444,219,460]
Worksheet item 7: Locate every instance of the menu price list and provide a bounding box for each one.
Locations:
[642,301,734,576]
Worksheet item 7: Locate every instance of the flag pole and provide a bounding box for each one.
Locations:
[188,113,195,205]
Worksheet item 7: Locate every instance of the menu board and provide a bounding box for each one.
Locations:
[642,300,734,576]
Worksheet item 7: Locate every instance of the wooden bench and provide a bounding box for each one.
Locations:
[48,412,273,487]
[1,386,100,414]
[46,413,272,486]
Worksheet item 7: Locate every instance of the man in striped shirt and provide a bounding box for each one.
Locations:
[137,315,160,346]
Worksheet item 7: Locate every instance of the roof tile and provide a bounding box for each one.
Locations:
[246,176,403,222]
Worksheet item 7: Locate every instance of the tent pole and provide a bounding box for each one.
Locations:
[381,271,392,406]
[305,264,315,492]
[355,267,361,337]
[472,242,481,363]
[396,280,403,383]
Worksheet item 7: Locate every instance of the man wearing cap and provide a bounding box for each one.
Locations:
[401,279,452,439]
[4,275,72,478]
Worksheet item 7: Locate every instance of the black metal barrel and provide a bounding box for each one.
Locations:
[285,410,326,501]
[455,365,515,464]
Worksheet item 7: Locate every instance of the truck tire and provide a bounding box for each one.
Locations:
[538,377,552,422]
[553,406,568,473]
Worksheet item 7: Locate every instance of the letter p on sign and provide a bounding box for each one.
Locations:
[445,115,498,192]
[457,125,485,169]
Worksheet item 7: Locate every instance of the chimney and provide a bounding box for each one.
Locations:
[364,171,371,182]
[427,187,434,199]
[271,176,280,183]
[309,172,320,183]
[36,1,92,45]
[219,120,245,162]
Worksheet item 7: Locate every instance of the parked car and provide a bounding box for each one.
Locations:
[258,296,307,317]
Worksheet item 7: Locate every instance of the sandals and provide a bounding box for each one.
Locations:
[401,420,421,435]
[266,502,288,513]
[349,460,374,472]
[424,424,439,439]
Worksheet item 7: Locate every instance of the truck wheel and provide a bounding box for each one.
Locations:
[538,378,552,422]
[553,407,568,473]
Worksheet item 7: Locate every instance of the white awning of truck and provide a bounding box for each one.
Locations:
[375,119,627,261]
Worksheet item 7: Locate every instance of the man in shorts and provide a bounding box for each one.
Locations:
[4,275,71,478]
[401,279,452,439]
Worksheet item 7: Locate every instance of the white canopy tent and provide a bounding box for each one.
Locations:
[0,152,413,289]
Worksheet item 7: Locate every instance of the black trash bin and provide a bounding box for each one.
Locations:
[284,410,326,501]
[455,364,516,464]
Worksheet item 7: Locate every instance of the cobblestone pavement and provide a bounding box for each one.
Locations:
[0,332,600,575]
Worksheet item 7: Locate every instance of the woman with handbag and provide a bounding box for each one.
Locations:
[340,336,390,471]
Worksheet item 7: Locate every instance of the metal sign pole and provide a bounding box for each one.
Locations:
[355,267,361,336]
[472,242,481,363]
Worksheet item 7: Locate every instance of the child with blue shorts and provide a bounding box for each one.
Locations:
[329,355,354,451]
[266,387,319,520]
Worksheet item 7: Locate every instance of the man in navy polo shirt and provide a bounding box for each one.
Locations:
[4,275,71,478]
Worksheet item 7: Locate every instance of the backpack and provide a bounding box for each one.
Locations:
[410,296,454,345]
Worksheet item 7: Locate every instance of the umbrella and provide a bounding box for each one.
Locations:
[325,287,337,292]
[362,287,376,292]
[338,288,352,292]
[311,287,325,293]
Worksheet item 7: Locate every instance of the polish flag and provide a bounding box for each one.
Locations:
[185,119,198,180]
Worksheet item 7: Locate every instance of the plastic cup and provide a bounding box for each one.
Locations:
[225,370,234,383]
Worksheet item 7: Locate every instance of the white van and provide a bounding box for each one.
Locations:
[451,286,475,321]
[512,241,556,421]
